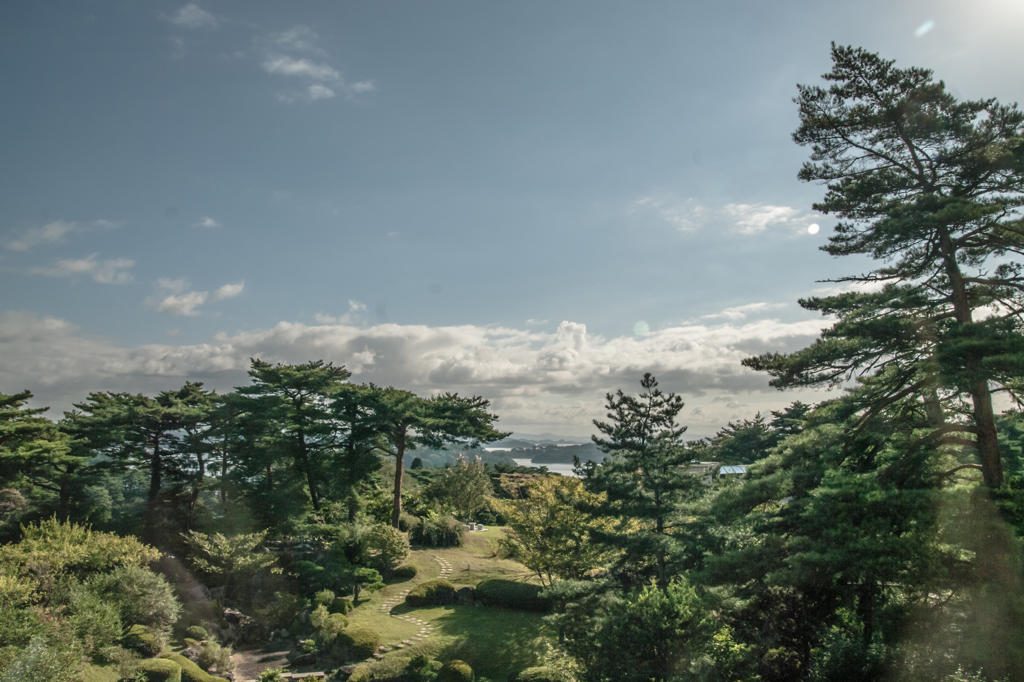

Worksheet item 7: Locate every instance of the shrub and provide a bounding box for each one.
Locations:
[184,625,208,641]
[310,604,330,629]
[406,579,455,607]
[330,597,353,615]
[316,613,349,646]
[513,667,566,682]
[257,669,285,682]
[163,652,220,682]
[67,582,123,656]
[334,626,380,661]
[393,564,418,580]
[437,659,473,682]
[123,624,162,657]
[410,515,464,548]
[86,566,181,635]
[474,579,550,612]
[405,654,442,681]
[137,658,182,682]
[365,524,410,577]
[398,512,419,532]
[313,589,336,607]
[196,640,233,674]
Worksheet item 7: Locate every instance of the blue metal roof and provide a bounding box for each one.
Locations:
[719,465,748,475]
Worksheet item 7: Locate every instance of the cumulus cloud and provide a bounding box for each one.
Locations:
[164,4,217,29]
[266,26,327,55]
[315,300,366,325]
[146,279,243,315]
[212,281,244,301]
[258,27,374,103]
[702,302,788,320]
[30,254,134,284]
[195,217,221,228]
[8,219,122,251]
[634,196,814,235]
[262,55,340,81]
[1,307,831,429]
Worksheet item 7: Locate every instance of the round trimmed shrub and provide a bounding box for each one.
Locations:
[406,579,455,607]
[163,653,219,682]
[313,589,336,607]
[475,579,550,612]
[184,625,208,641]
[335,626,380,661]
[392,564,418,580]
[137,658,182,682]
[410,515,464,548]
[123,624,162,657]
[437,659,473,682]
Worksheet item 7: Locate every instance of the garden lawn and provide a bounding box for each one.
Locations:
[343,530,552,681]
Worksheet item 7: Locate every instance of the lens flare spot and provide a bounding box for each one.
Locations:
[603,345,616,357]
[808,223,820,235]
[915,20,935,37]
[633,321,650,336]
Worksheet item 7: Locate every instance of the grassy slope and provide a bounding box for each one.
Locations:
[344,529,551,681]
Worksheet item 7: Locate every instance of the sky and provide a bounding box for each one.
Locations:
[2,0,1024,438]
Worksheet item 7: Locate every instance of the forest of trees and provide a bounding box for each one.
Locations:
[4,44,1024,682]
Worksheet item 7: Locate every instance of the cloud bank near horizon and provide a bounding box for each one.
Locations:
[0,311,829,433]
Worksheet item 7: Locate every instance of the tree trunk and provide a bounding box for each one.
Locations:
[188,452,205,530]
[940,229,1004,487]
[145,436,162,542]
[391,428,406,529]
[296,430,321,511]
[220,448,228,505]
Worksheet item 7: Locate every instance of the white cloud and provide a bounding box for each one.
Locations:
[634,196,814,235]
[278,84,336,103]
[211,281,244,301]
[31,254,134,284]
[153,291,209,316]
[315,300,366,325]
[702,302,787,321]
[195,217,221,228]
[157,277,188,293]
[267,26,326,55]
[8,219,122,251]
[349,81,375,94]
[724,203,801,235]
[262,55,340,81]
[1,308,831,431]
[164,4,217,29]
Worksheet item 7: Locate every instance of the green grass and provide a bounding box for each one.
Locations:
[80,663,121,682]
[342,531,552,681]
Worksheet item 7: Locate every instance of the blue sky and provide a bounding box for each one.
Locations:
[3,0,1023,436]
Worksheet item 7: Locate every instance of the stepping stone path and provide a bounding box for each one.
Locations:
[373,558,454,656]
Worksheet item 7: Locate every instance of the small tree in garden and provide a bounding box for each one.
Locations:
[181,530,276,598]
[364,523,409,578]
[428,454,493,520]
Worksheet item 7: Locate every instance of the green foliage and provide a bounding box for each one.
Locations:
[195,640,232,675]
[330,597,353,614]
[406,579,456,607]
[512,667,566,682]
[364,524,409,576]
[0,616,83,682]
[66,582,122,657]
[427,455,493,520]
[161,653,219,682]
[437,659,473,682]
[410,514,464,548]
[136,658,182,682]
[474,579,550,612]
[313,589,335,607]
[256,669,285,682]
[122,625,162,658]
[183,626,207,642]
[180,530,275,597]
[86,566,180,635]
[334,626,380,661]
[392,564,418,580]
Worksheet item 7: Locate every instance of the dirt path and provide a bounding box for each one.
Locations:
[231,647,291,681]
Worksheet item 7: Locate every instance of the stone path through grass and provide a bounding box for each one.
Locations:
[371,553,454,658]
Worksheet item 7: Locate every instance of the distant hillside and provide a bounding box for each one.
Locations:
[508,441,607,464]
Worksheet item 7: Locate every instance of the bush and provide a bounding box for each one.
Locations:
[513,667,565,682]
[406,579,456,607]
[163,652,220,682]
[437,659,473,682]
[365,524,410,577]
[184,625,208,641]
[330,597,353,615]
[67,582,123,656]
[123,624,162,657]
[316,612,349,646]
[474,579,551,612]
[196,640,233,674]
[86,566,181,635]
[313,589,336,607]
[410,515,464,548]
[393,564,418,580]
[137,658,182,682]
[256,669,285,682]
[398,512,420,532]
[334,626,380,661]
[405,654,443,681]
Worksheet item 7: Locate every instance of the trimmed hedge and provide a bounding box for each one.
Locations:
[335,626,380,661]
[438,659,473,682]
[410,515,464,548]
[162,653,220,682]
[406,579,455,607]
[184,626,208,641]
[123,624,162,657]
[137,658,182,682]
[392,564,418,580]
[330,597,354,615]
[475,580,550,612]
